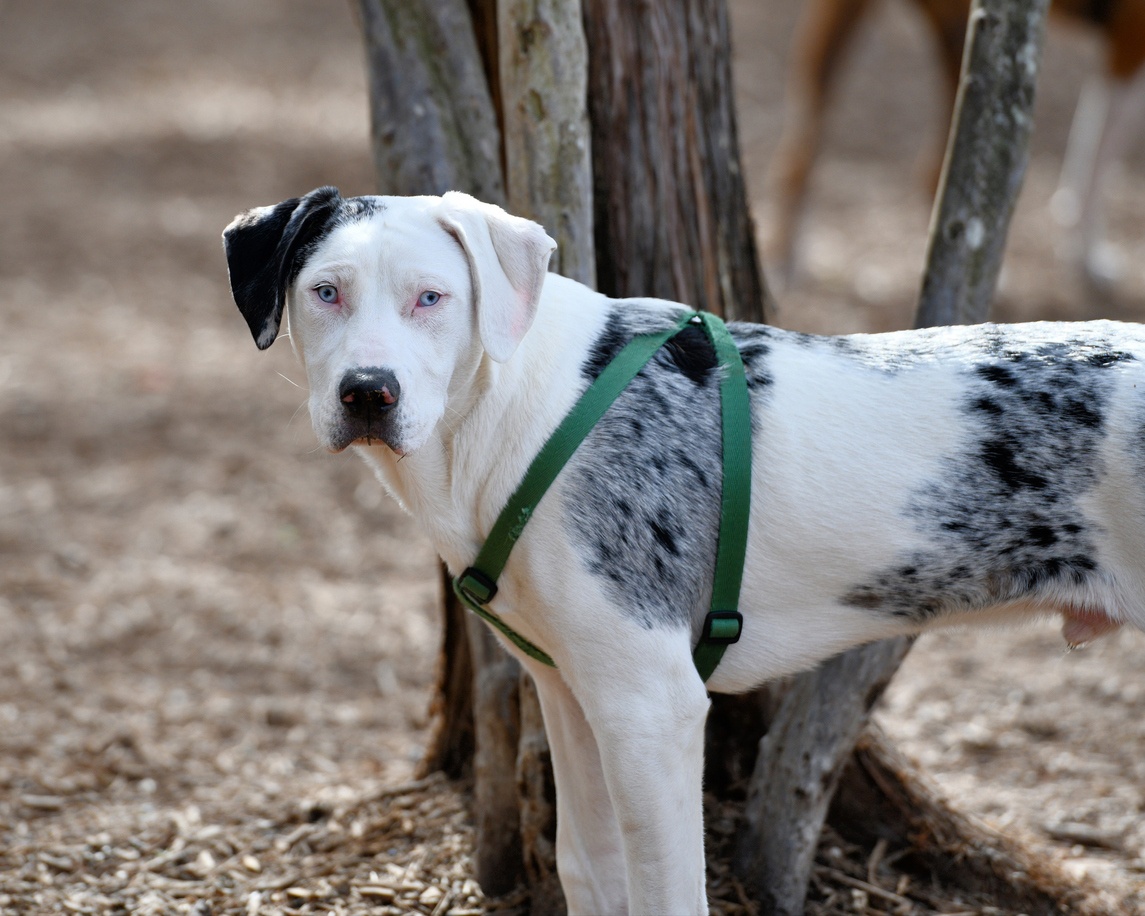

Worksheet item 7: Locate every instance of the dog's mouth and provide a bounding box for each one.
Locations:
[322,415,405,456]
[353,434,406,457]
[325,428,405,456]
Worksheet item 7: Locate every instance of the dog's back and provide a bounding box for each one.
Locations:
[559,305,1145,689]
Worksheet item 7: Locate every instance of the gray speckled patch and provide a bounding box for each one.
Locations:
[842,331,1137,620]
[563,303,769,629]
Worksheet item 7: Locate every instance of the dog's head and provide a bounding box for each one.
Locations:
[223,188,556,454]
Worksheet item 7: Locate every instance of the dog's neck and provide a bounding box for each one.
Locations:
[356,274,612,575]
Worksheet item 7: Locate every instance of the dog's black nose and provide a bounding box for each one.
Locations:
[339,368,400,419]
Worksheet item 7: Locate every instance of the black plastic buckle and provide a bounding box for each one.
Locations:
[458,567,498,605]
[701,610,743,645]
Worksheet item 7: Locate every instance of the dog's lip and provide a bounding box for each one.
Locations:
[342,435,405,457]
[323,424,404,455]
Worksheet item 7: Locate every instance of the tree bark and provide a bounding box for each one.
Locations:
[497,2,595,907]
[735,639,912,915]
[357,0,527,896]
[357,0,504,204]
[499,0,595,286]
[581,0,771,321]
[916,0,1051,328]
[829,725,1099,916]
[735,2,1050,912]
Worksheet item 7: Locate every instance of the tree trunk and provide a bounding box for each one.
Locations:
[357,0,528,896]
[577,7,780,893]
[916,0,1051,328]
[498,1,595,906]
[499,0,595,286]
[360,0,1052,911]
[735,638,912,914]
[581,0,771,321]
[829,725,1098,916]
[735,2,1050,912]
[357,0,503,205]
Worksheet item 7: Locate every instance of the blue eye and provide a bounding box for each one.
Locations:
[316,284,338,304]
[418,290,441,308]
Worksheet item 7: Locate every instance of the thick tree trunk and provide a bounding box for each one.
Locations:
[581,0,771,321]
[576,8,779,894]
[735,2,1050,913]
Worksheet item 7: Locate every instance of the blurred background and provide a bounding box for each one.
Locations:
[1,0,1142,911]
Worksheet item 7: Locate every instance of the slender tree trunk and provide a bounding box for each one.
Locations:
[917,0,1051,328]
[357,0,527,896]
[499,0,595,286]
[498,1,595,907]
[735,2,1050,913]
[357,0,503,204]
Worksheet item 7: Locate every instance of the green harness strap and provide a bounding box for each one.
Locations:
[454,310,751,683]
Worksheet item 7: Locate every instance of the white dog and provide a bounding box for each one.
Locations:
[224,187,1145,915]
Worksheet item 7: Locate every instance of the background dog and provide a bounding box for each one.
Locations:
[770,0,1145,291]
[225,188,1145,914]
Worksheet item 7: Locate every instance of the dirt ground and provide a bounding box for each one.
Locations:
[0,0,1142,913]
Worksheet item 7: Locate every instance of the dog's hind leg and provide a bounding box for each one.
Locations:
[528,665,629,915]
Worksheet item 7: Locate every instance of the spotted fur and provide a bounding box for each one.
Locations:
[840,324,1142,620]
[224,190,1145,916]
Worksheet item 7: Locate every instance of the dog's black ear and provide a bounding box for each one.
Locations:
[223,186,342,349]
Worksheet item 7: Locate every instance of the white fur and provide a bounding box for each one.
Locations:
[262,193,1145,915]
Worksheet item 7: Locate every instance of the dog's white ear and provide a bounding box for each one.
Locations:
[437,191,557,363]
[223,186,342,349]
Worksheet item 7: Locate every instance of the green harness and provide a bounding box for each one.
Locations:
[453,310,751,683]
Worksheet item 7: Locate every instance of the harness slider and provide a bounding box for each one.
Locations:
[700,610,743,646]
[458,567,498,605]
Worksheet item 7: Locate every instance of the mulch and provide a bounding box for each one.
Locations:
[1,769,1101,915]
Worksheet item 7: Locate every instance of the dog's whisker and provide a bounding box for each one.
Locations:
[286,398,309,430]
[277,371,307,391]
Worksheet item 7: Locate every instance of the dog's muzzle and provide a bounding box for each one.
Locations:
[337,367,402,449]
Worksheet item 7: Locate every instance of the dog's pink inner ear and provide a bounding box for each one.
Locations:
[1061,606,1121,646]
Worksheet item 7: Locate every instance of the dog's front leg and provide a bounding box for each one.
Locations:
[568,633,711,915]
[528,665,629,914]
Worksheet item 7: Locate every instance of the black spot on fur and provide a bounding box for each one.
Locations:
[582,313,631,381]
[664,325,718,384]
[840,325,1141,621]
[976,364,1018,387]
[565,302,772,630]
[980,438,1048,491]
[1027,525,1058,548]
[972,396,1003,416]
[649,518,680,556]
[731,325,775,390]
[224,186,344,348]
